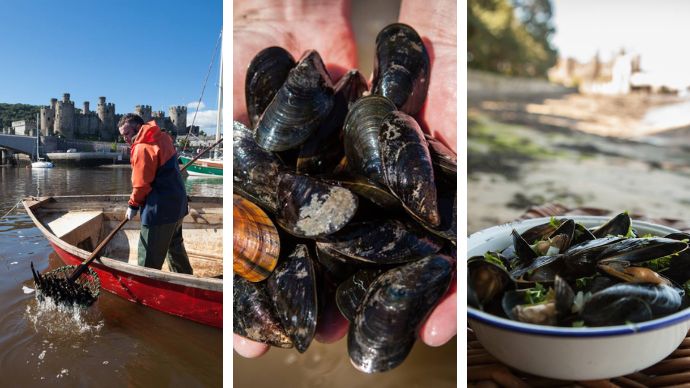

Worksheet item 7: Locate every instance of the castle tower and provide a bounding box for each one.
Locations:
[40,97,57,136]
[135,105,152,122]
[83,101,89,114]
[54,93,75,138]
[168,106,187,135]
[97,96,116,140]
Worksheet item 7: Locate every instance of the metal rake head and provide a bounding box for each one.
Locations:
[31,263,101,307]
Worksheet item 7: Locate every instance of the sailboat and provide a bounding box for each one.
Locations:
[179,33,223,177]
[32,113,54,169]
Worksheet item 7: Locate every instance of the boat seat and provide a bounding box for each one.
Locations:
[44,210,104,250]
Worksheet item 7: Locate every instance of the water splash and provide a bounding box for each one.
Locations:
[25,295,104,337]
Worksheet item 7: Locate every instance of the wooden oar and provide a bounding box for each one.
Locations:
[180,137,223,172]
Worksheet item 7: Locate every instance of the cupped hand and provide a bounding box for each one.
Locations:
[233,0,457,358]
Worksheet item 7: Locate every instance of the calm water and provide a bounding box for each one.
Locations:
[0,165,222,386]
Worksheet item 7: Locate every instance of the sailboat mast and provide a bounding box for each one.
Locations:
[214,40,222,159]
[36,113,40,160]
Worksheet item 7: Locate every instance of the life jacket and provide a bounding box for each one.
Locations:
[128,121,188,226]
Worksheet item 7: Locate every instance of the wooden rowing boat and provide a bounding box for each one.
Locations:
[22,195,223,328]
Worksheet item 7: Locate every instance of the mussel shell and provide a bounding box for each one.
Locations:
[592,212,632,238]
[316,219,444,265]
[348,254,453,373]
[520,219,565,245]
[379,111,439,227]
[425,134,457,184]
[468,255,514,309]
[245,46,296,128]
[233,195,280,282]
[255,50,335,151]
[265,244,318,353]
[233,121,284,213]
[343,95,397,187]
[275,172,358,238]
[596,237,688,265]
[296,69,368,174]
[329,172,400,210]
[233,275,292,348]
[336,269,384,322]
[372,23,430,115]
[581,283,681,326]
[315,243,359,283]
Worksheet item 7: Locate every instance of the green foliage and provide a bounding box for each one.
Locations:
[468,0,558,77]
[0,103,41,129]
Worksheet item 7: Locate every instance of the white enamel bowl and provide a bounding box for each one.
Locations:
[468,216,690,380]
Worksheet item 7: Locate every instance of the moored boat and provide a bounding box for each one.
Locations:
[22,194,223,328]
[179,155,223,177]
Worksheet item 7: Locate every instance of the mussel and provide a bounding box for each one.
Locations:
[254,50,335,152]
[233,194,280,282]
[348,254,453,373]
[245,46,296,128]
[372,23,430,115]
[233,275,292,348]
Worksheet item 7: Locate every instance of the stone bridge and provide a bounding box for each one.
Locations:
[0,134,37,156]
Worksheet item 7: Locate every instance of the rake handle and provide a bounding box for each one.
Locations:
[180,137,223,172]
[67,217,128,282]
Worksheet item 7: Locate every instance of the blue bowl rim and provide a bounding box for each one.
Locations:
[468,215,690,337]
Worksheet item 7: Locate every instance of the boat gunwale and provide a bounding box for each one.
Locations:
[22,194,223,292]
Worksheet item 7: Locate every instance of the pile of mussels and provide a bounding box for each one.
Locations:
[469,213,690,327]
[233,23,456,373]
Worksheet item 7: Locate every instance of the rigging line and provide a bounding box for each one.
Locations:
[183,30,222,152]
[0,200,22,222]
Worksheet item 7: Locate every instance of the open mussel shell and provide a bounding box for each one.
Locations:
[592,212,632,238]
[372,23,430,115]
[581,283,681,326]
[596,237,688,265]
[266,244,318,353]
[255,50,335,152]
[233,121,284,213]
[233,195,280,282]
[316,219,444,265]
[233,275,293,348]
[468,255,514,309]
[379,111,439,227]
[597,262,672,286]
[348,254,454,373]
[336,269,384,322]
[296,69,368,174]
[245,46,296,128]
[275,172,358,238]
[343,95,397,187]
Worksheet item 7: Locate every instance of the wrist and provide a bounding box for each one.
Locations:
[128,205,139,211]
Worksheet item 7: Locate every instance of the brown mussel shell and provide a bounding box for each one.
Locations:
[379,110,440,227]
[265,244,318,353]
[348,254,453,373]
[233,194,280,282]
[275,172,359,238]
[233,121,284,213]
[372,23,430,115]
[297,69,368,174]
[343,95,397,188]
[233,274,292,348]
[254,50,335,152]
[245,46,296,128]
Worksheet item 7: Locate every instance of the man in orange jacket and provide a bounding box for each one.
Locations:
[118,113,193,274]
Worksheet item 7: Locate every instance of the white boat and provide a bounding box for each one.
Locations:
[32,113,54,169]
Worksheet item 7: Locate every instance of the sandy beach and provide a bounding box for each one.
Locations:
[468,81,690,234]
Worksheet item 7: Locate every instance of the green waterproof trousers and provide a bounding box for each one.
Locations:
[137,218,193,274]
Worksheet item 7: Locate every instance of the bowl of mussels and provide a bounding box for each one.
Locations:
[468,213,690,380]
[234,22,457,374]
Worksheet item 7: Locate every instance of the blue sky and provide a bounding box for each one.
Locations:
[0,0,222,132]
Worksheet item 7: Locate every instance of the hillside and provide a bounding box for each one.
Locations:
[0,103,41,129]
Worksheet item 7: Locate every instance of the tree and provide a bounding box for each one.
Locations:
[468,0,558,77]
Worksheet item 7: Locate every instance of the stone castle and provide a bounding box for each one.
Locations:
[40,93,188,141]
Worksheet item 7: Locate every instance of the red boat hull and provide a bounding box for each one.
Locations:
[50,243,222,328]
